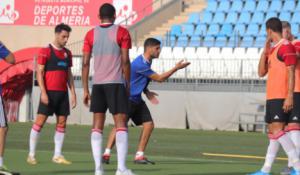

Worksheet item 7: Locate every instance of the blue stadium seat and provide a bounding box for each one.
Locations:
[215,36,227,47]
[225,12,238,24]
[207,24,220,36]
[279,12,291,21]
[292,23,299,35]
[282,0,295,12]
[251,12,264,24]
[237,12,251,24]
[241,36,254,47]
[255,36,266,48]
[230,0,243,12]
[245,24,259,37]
[206,1,218,12]
[243,0,256,12]
[269,0,282,12]
[187,13,200,24]
[194,24,207,36]
[170,25,182,37]
[216,1,230,12]
[176,35,189,47]
[265,12,278,22]
[202,11,213,24]
[181,24,194,36]
[256,0,269,12]
[212,12,226,24]
[219,24,233,37]
[292,12,300,24]
[227,36,238,47]
[203,36,215,47]
[234,24,246,35]
[296,2,300,11]
[258,25,266,37]
[189,36,201,47]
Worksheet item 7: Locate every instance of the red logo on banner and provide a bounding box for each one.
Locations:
[0,0,20,24]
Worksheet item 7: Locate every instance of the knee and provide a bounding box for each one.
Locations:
[32,123,43,132]
[144,122,154,130]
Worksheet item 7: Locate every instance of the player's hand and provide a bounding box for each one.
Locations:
[83,91,91,107]
[71,93,77,109]
[175,60,190,70]
[41,92,49,105]
[146,91,159,105]
[283,96,293,113]
[264,36,272,55]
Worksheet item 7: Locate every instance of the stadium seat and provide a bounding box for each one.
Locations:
[225,12,238,24]
[206,1,218,12]
[221,47,234,59]
[203,36,215,47]
[189,36,201,47]
[265,12,278,22]
[170,36,176,47]
[254,36,266,48]
[207,24,220,36]
[237,12,251,24]
[269,0,282,12]
[296,1,300,11]
[176,35,189,47]
[219,24,233,37]
[225,60,241,79]
[212,12,226,24]
[159,47,173,59]
[256,0,269,12]
[234,24,246,35]
[196,47,210,59]
[251,12,264,24]
[181,24,195,36]
[162,59,176,72]
[215,36,227,47]
[210,59,227,78]
[233,47,247,59]
[241,36,254,47]
[216,1,230,12]
[246,48,259,59]
[230,0,244,12]
[279,12,291,22]
[202,11,213,24]
[245,24,259,37]
[187,59,201,78]
[200,60,212,78]
[209,47,222,59]
[173,47,185,60]
[243,0,256,12]
[151,59,164,74]
[194,24,207,36]
[184,47,198,59]
[71,57,81,76]
[227,36,238,47]
[283,0,296,11]
[187,13,200,24]
[242,60,259,79]
[170,25,182,37]
[292,12,300,24]
[137,46,144,56]
[258,25,266,37]
[129,46,137,60]
[292,23,299,35]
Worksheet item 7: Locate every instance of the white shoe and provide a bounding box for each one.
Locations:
[95,170,104,175]
[115,169,136,175]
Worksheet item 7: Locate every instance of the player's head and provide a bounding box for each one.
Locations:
[266,17,282,39]
[99,3,116,22]
[54,23,72,47]
[282,21,293,41]
[144,38,161,59]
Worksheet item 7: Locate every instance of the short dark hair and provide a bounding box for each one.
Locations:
[99,3,115,19]
[55,23,72,33]
[144,38,161,49]
[266,17,282,33]
[282,21,291,29]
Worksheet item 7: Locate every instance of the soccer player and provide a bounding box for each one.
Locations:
[27,23,76,165]
[101,38,190,165]
[82,3,134,175]
[0,41,16,174]
[249,17,300,175]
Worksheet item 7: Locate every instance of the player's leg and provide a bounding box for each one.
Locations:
[102,126,116,164]
[0,95,8,170]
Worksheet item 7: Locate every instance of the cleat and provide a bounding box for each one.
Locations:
[134,156,155,165]
[102,154,110,164]
[247,170,271,175]
[52,155,72,165]
[115,169,136,175]
[280,166,292,175]
[27,155,37,165]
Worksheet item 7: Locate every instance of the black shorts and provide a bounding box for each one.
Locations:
[90,84,128,115]
[265,99,289,124]
[37,91,70,116]
[289,93,300,123]
[128,100,152,126]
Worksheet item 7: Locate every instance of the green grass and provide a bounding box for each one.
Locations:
[4,123,289,175]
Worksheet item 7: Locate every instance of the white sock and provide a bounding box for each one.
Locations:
[54,129,65,157]
[104,148,111,155]
[135,151,144,158]
[277,131,300,170]
[116,128,128,172]
[289,130,300,156]
[0,157,3,167]
[261,139,280,173]
[91,129,102,173]
[29,124,42,157]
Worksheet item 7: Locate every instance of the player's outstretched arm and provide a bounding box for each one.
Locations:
[149,60,190,82]
[82,52,91,107]
[258,38,271,77]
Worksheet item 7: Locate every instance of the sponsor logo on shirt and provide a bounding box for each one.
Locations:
[57,61,67,67]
